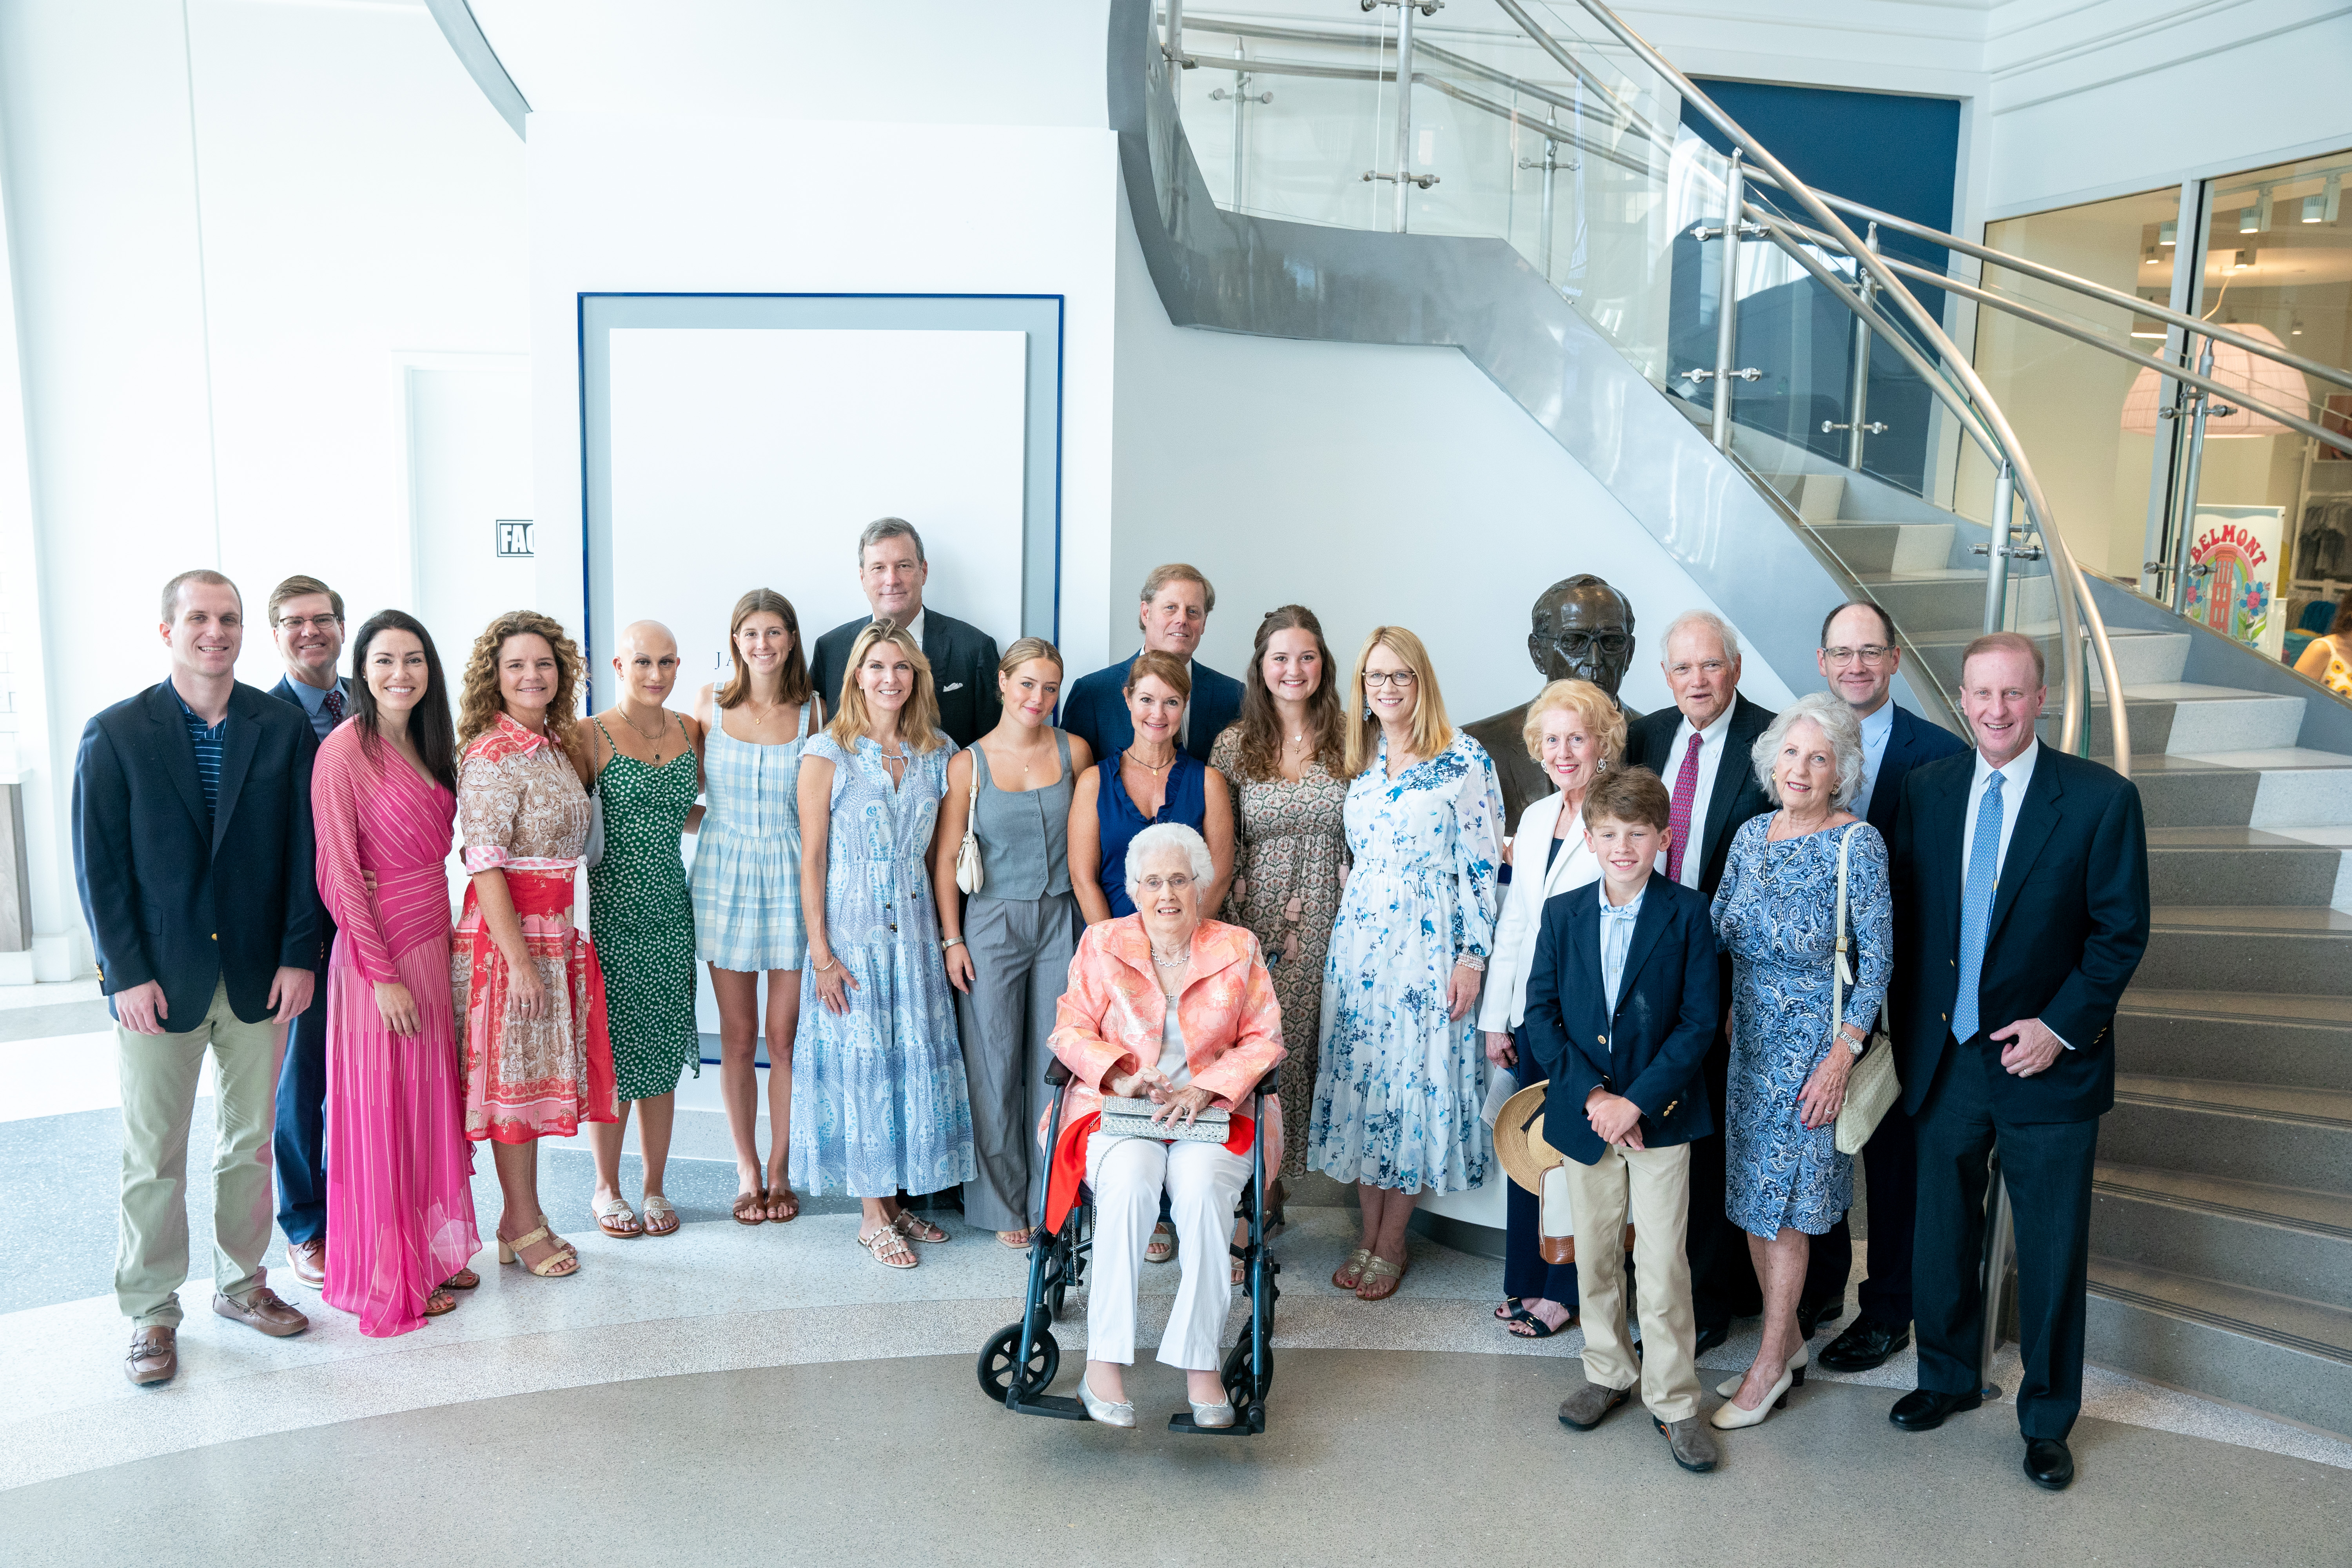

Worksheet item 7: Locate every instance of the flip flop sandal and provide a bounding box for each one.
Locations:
[998,1229,1036,1250]
[442,1268,481,1290]
[765,1188,801,1224]
[893,1211,950,1244]
[641,1196,681,1236]
[1356,1255,1407,1301]
[1332,1247,1372,1290]
[858,1226,918,1270]
[733,1189,767,1225]
[1145,1222,1177,1265]
[593,1196,643,1238]
[423,1289,459,1318]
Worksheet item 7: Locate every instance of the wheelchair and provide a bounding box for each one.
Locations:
[976,1058,1280,1436]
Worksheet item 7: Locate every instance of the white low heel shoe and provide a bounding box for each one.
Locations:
[1189,1398,1237,1429]
[1716,1342,1808,1398]
[1708,1366,1793,1430]
[1078,1372,1136,1428]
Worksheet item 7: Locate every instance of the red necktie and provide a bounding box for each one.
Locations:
[321,686,346,724]
[1666,731,1703,884]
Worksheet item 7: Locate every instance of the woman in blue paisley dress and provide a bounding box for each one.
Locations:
[1310,626,1504,1302]
[794,620,975,1270]
[1709,691,1891,1428]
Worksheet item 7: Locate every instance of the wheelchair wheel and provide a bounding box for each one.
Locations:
[977,1322,1060,1405]
[1221,1338,1272,1406]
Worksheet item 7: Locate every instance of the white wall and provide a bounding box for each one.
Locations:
[523,112,1122,677]
[0,0,526,973]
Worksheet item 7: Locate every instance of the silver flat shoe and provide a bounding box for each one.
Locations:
[1078,1372,1136,1428]
[1189,1398,1237,1429]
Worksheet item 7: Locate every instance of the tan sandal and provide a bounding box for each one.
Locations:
[1332,1247,1372,1290]
[497,1224,579,1278]
[641,1195,680,1236]
[998,1228,1036,1250]
[765,1187,800,1224]
[1356,1253,1407,1301]
[1146,1221,1177,1265]
[593,1196,642,1238]
[893,1210,949,1244]
[422,1288,458,1317]
[858,1225,918,1270]
[733,1189,767,1226]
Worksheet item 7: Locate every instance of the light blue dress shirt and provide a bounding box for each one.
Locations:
[1851,699,1895,820]
[1599,881,1647,1016]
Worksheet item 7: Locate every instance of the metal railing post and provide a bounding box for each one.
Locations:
[2168,337,2226,616]
[1537,117,1558,276]
[1846,225,1879,468]
[1389,0,1418,233]
[1711,152,1744,451]
[1982,461,2015,635]
[1978,1150,2015,1398]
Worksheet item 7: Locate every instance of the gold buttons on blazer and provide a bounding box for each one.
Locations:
[1664,1100,1679,1116]
[1597,1034,1606,1044]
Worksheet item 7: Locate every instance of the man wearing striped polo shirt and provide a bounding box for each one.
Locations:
[74,569,324,1385]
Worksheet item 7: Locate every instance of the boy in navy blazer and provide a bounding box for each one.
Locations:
[1523,766,1721,1474]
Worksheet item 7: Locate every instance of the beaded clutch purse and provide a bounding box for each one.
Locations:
[1098,1096,1231,1143]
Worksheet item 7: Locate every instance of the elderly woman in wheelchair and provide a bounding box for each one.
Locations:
[1045,822,1285,1428]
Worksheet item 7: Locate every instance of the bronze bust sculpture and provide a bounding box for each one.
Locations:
[1465,574,1637,829]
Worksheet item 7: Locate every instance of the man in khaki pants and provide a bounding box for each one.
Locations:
[74,570,323,1384]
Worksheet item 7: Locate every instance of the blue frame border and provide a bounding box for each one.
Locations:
[575,291,1067,704]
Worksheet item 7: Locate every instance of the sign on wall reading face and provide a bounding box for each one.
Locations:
[495,520,535,559]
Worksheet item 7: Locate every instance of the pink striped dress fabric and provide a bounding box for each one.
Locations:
[312,724,480,1338]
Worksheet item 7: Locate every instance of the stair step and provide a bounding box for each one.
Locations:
[1909,627,2192,692]
[2094,1162,2352,1305]
[2086,1256,2352,1436]
[1809,521,1957,575]
[2120,989,2352,1091]
[2101,1069,2352,1188]
[2143,905,2352,996]
[2145,828,2345,907]
[1855,570,2056,635]
[2042,686,2307,758]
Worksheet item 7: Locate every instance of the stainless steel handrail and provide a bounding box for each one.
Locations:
[1552,0,2127,770]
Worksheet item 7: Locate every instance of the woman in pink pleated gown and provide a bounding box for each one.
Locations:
[314,610,481,1336]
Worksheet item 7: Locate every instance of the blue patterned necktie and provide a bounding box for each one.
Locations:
[1951,768,2005,1043]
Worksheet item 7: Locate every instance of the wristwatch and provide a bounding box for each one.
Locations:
[1842,1025,1868,1055]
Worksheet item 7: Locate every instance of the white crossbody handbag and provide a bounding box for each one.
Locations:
[1832,823,1900,1156]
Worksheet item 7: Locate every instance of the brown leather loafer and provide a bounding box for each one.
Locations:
[214,1286,310,1338]
[126,1325,178,1385]
[285,1239,326,1290]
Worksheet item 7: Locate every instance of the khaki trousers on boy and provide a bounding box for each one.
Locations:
[116,979,287,1328]
[1564,1141,1701,1423]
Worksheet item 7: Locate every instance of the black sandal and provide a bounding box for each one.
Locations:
[1493,1296,1524,1323]
[1508,1308,1575,1339]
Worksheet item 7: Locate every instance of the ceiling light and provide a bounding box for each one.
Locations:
[2234,248,2254,270]
[2129,330,2167,339]
[2159,220,2177,246]
[2144,246,2161,264]
[2304,194,2327,223]
[2240,206,2259,234]
[2292,315,2305,336]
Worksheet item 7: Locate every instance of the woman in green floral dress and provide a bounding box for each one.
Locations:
[579,622,705,1239]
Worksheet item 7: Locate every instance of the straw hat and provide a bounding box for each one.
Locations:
[1494,1082,1565,1195]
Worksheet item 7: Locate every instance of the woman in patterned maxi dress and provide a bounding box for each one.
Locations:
[315,610,479,1335]
[793,619,975,1269]
[580,621,704,1240]
[451,612,617,1279]
[1310,627,1504,1302]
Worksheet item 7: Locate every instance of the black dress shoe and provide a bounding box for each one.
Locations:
[1795,1296,1844,1340]
[1890,1388,1983,1431]
[1818,1314,1911,1373]
[2024,1437,2074,1491]
[1693,1321,1730,1356]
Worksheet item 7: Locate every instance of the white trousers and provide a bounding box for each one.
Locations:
[1085,1133,1252,1371]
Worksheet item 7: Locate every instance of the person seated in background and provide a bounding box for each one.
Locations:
[2292,584,2352,694]
[1523,764,1720,1474]
[1045,823,1285,1430]
[1062,563,1243,764]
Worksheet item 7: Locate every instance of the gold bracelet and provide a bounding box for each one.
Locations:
[812,955,838,975]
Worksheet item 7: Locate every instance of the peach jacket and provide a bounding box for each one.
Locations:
[1048,915,1287,1134]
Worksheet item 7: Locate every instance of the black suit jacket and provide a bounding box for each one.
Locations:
[1624,693,1776,896]
[1522,876,1719,1165]
[1061,652,1244,766]
[810,608,1002,750]
[73,681,322,1026]
[1890,746,2149,1123]
[1865,702,1969,841]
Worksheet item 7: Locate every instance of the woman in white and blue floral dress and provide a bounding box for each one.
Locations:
[1309,627,1504,1301]
[794,621,975,1270]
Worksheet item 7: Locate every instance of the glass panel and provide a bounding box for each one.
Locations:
[2185,149,2352,663]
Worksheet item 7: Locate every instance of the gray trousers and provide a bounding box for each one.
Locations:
[955,891,1076,1232]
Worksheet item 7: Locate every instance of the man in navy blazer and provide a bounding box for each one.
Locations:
[75,570,323,1384]
[1887,633,2149,1492]
[1523,766,1721,1473]
[1809,601,1969,1371]
[262,574,350,1290]
[1062,564,1242,764]
[808,518,1003,748]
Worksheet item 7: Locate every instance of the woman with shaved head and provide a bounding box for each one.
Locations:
[576,620,707,1240]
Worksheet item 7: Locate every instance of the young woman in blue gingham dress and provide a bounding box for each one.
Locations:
[690,589,818,1223]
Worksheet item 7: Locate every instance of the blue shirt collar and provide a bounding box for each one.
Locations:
[1858,699,1895,746]
[163,679,226,736]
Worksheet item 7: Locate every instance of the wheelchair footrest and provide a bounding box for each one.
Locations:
[1008,1392,1092,1422]
[1168,1406,1265,1437]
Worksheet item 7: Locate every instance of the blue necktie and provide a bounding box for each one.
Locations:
[1952,769,2005,1043]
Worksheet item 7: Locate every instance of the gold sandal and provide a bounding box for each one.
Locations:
[1332,1247,1372,1290]
[641,1196,680,1236]
[1356,1254,1407,1301]
[497,1224,579,1278]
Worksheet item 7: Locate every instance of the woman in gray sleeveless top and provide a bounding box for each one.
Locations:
[934,638,1096,1245]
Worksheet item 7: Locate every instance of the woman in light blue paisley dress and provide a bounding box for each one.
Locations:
[793,620,975,1270]
[1709,691,1891,1427]
[1309,626,1504,1302]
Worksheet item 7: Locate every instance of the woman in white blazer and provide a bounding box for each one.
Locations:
[1478,678,1626,1338]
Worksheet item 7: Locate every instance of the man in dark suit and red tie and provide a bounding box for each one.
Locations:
[1622,608,1775,1352]
[1887,631,2149,1492]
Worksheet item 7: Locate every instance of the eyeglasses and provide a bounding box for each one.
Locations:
[1543,631,1632,657]
[276,614,342,632]
[1822,645,1897,666]
[1137,873,1196,893]
[1666,660,1728,678]
[1363,670,1417,688]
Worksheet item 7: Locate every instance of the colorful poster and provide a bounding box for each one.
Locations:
[2184,505,2288,658]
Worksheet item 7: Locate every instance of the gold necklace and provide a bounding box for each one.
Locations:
[1126,746,1172,777]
